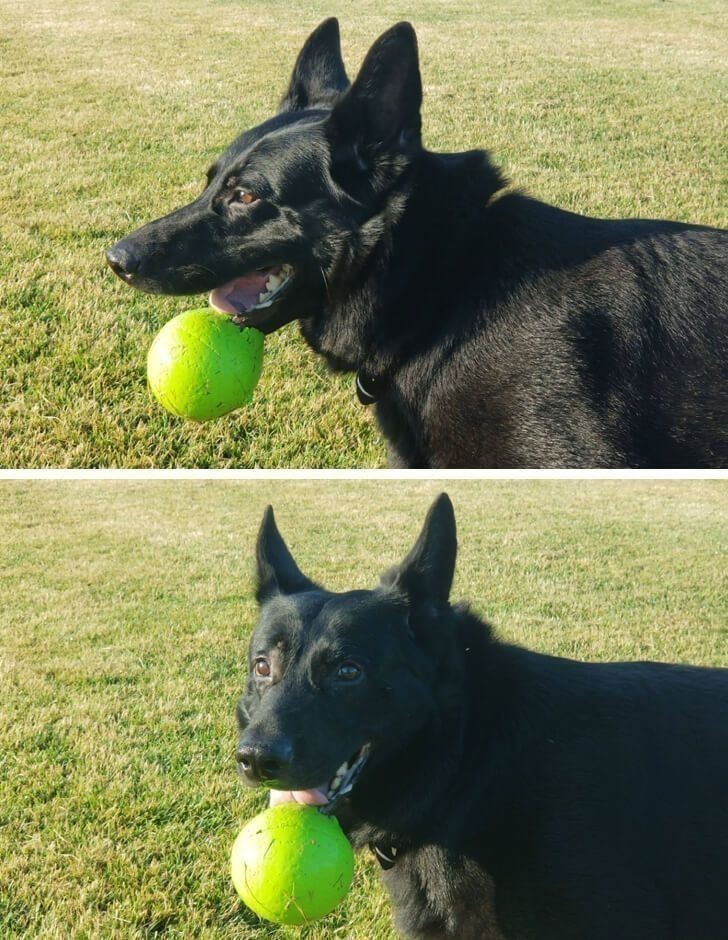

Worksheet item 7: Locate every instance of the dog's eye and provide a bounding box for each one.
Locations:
[233,189,258,206]
[335,662,362,682]
[253,657,271,678]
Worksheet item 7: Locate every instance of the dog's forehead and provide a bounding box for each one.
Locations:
[254,591,328,642]
[316,590,405,637]
[254,589,403,646]
[216,109,328,178]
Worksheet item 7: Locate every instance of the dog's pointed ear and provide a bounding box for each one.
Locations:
[327,22,422,172]
[384,494,456,609]
[279,18,349,112]
[256,506,317,602]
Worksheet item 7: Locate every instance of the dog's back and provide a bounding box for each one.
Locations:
[411,193,728,468]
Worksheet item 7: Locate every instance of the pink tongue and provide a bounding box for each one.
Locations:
[269,786,329,807]
[209,271,271,315]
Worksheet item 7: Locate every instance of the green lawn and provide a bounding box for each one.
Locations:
[1,0,726,468]
[1,480,726,937]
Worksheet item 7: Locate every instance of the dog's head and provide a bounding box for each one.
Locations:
[106,18,423,333]
[236,494,465,817]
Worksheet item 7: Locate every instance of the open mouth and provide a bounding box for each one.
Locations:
[268,743,371,813]
[209,263,294,319]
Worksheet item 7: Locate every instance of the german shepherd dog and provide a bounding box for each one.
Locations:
[236,494,728,938]
[107,19,728,468]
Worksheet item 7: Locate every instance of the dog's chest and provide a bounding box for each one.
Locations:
[382,844,508,940]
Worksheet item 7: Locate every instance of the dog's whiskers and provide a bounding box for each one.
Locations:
[179,263,216,279]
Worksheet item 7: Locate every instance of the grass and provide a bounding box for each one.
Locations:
[0,0,726,467]
[1,479,727,937]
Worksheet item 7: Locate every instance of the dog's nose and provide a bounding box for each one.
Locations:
[105,241,141,279]
[236,738,294,784]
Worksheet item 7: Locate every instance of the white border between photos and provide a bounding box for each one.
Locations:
[0,470,726,480]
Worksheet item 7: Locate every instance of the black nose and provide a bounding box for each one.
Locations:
[106,241,140,279]
[236,738,294,784]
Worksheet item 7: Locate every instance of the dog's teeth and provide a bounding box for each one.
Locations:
[258,291,269,302]
[266,274,282,292]
[328,761,349,793]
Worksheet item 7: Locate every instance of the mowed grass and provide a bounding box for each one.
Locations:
[0,480,726,938]
[1,0,726,468]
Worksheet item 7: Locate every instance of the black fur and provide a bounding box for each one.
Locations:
[107,19,728,468]
[237,495,728,939]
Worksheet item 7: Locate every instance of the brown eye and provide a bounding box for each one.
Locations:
[234,189,258,206]
[253,657,270,678]
[336,662,362,682]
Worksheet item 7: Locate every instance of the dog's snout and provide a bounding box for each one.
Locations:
[236,737,294,783]
[105,241,141,279]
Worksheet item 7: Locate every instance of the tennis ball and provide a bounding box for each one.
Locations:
[230,803,355,926]
[146,309,264,421]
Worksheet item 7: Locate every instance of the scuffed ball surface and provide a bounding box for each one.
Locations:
[146,309,264,421]
[230,803,355,925]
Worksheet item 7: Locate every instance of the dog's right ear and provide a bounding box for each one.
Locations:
[279,18,349,113]
[256,506,318,602]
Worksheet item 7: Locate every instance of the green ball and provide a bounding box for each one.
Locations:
[146,308,264,421]
[230,803,355,926]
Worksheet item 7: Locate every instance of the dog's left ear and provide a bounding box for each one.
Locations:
[384,493,456,610]
[279,18,350,112]
[327,21,422,172]
[256,506,318,602]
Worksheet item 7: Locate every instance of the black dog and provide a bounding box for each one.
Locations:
[107,19,728,468]
[237,494,728,939]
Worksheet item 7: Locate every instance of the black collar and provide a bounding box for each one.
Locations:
[370,842,399,870]
[356,369,385,406]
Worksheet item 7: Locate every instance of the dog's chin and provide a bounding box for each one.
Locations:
[208,263,301,334]
[267,742,372,815]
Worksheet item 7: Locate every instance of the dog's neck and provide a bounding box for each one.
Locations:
[300,148,506,378]
[341,606,506,853]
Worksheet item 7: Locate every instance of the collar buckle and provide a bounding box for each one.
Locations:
[370,842,398,870]
[356,369,383,406]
